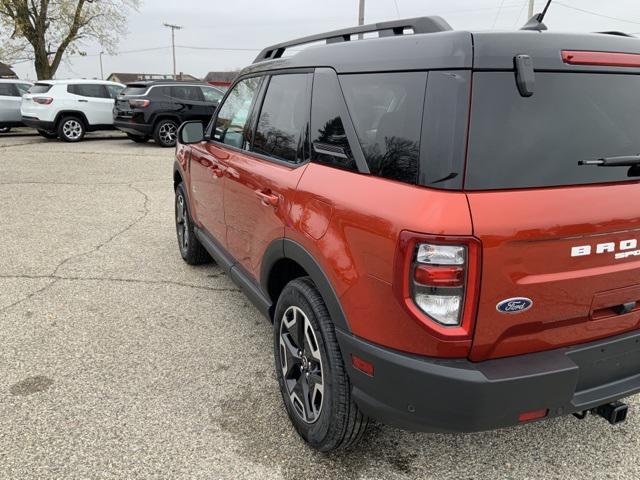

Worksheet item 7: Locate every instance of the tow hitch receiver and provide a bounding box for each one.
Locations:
[574,401,629,425]
[595,401,628,425]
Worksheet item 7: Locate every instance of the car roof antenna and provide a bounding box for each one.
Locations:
[521,0,554,31]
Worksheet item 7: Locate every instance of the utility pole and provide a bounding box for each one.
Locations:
[163,23,183,79]
[528,0,535,18]
[99,51,104,80]
[358,0,365,26]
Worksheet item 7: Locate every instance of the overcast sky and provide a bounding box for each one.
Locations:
[11,0,640,81]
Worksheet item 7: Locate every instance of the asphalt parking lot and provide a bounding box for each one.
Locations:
[1,130,639,480]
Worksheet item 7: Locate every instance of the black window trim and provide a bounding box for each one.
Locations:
[206,68,315,171]
[324,68,371,175]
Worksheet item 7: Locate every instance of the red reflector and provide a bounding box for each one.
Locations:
[351,354,374,376]
[562,50,640,68]
[518,409,548,422]
[414,265,464,287]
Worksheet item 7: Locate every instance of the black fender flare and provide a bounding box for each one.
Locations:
[261,238,351,332]
[54,110,89,128]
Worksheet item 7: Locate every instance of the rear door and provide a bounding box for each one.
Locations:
[466,70,640,361]
[68,84,114,125]
[170,85,212,123]
[223,72,312,278]
[0,83,22,123]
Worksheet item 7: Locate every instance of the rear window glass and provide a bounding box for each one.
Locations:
[29,84,52,94]
[339,72,426,184]
[467,72,640,190]
[122,86,148,96]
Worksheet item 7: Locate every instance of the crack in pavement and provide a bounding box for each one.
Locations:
[52,182,151,277]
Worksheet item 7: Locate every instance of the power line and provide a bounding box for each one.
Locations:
[392,0,400,18]
[492,0,509,28]
[554,1,640,26]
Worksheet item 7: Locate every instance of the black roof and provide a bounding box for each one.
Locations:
[125,79,210,88]
[241,16,640,77]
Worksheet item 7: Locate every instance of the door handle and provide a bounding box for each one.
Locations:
[255,189,279,207]
[78,99,89,103]
[208,164,224,178]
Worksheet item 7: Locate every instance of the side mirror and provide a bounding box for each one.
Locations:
[178,121,204,145]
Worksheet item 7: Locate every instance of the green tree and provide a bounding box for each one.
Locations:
[0,0,141,79]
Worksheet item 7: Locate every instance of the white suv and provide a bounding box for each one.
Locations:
[0,79,32,133]
[21,79,124,142]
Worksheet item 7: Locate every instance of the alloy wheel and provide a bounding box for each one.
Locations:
[159,122,177,145]
[175,192,189,251]
[62,120,83,140]
[279,306,325,423]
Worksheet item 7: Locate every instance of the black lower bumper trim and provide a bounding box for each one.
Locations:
[21,117,55,131]
[337,329,640,433]
[114,120,152,136]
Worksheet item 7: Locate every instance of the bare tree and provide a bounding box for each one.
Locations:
[0,0,141,79]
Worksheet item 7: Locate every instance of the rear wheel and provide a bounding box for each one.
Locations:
[127,133,150,143]
[175,182,210,265]
[57,116,85,142]
[274,277,368,451]
[153,119,178,147]
[37,129,57,139]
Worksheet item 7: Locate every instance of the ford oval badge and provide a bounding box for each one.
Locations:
[496,297,533,314]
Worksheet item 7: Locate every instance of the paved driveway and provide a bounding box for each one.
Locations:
[1,130,638,479]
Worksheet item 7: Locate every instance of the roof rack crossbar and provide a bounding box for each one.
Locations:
[253,16,452,63]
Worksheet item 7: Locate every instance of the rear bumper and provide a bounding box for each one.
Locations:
[337,329,640,433]
[113,119,152,136]
[21,116,55,131]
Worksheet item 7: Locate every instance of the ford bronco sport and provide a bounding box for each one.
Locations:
[172,15,640,451]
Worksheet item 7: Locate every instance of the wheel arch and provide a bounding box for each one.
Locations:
[54,110,89,128]
[262,238,350,332]
[152,114,181,130]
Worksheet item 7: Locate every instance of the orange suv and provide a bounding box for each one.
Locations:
[173,16,640,450]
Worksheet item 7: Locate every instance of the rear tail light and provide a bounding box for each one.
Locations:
[394,232,481,340]
[33,97,53,105]
[129,99,150,108]
[518,409,548,423]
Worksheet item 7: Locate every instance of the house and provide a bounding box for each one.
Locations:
[204,71,238,89]
[0,62,18,79]
[106,72,200,84]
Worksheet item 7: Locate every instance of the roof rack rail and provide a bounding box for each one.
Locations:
[253,16,452,63]
[596,31,634,37]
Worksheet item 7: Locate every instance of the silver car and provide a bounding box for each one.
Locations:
[0,79,32,133]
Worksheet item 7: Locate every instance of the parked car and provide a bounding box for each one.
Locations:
[21,79,124,142]
[172,16,640,451]
[113,81,223,147]
[0,79,32,133]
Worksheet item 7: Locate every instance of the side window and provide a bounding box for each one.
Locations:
[253,74,311,164]
[213,77,261,149]
[106,85,124,99]
[16,84,31,96]
[171,85,204,102]
[201,86,223,103]
[68,84,109,98]
[0,84,17,96]
[339,72,427,184]
[310,69,357,172]
[151,86,171,98]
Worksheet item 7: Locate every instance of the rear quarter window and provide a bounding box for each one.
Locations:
[466,72,640,190]
[339,72,427,184]
[29,84,52,94]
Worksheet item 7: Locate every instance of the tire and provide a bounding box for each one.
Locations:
[37,129,58,139]
[153,119,178,148]
[174,183,210,265]
[127,133,150,143]
[274,277,368,451]
[57,116,85,142]
[0,127,11,133]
